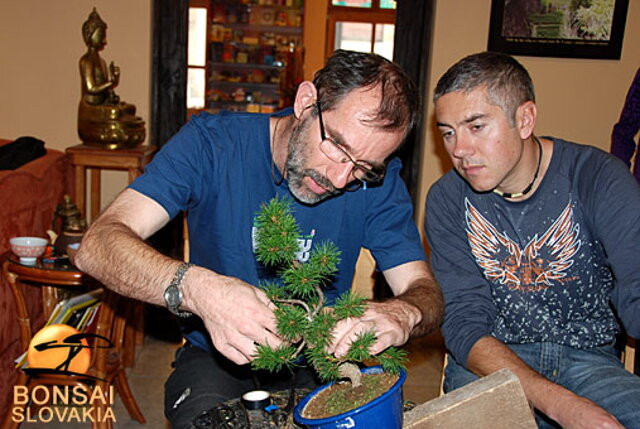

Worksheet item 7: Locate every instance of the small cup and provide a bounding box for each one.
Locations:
[241,390,271,410]
[10,237,49,265]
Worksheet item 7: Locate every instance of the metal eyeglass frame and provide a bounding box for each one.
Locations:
[316,101,385,188]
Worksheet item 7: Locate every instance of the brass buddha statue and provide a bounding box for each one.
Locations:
[77,8,145,149]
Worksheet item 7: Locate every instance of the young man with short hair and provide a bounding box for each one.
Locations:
[426,51,640,428]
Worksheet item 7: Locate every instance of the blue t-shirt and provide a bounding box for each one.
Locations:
[426,137,640,367]
[131,110,425,351]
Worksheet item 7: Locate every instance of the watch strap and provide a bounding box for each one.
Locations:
[165,262,194,318]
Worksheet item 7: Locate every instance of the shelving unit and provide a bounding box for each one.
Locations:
[207,0,305,113]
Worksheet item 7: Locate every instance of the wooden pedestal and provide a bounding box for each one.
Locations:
[65,144,157,221]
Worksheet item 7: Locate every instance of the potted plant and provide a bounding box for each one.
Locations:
[252,196,408,429]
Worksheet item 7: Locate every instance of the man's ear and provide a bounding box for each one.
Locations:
[516,101,537,139]
[293,81,317,118]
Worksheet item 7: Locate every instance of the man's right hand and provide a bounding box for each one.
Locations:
[183,267,282,365]
[468,337,624,429]
[74,190,280,366]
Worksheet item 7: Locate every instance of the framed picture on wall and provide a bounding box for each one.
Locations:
[488,0,629,59]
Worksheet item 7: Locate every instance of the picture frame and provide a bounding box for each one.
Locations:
[488,0,629,60]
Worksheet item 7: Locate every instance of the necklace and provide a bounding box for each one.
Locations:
[493,136,543,199]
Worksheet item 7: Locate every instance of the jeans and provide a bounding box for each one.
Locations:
[164,342,319,429]
[444,342,640,428]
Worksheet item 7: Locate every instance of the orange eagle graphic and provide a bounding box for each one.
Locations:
[465,199,582,292]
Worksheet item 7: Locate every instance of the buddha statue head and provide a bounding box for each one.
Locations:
[82,8,107,48]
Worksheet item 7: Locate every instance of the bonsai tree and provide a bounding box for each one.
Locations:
[251,196,407,388]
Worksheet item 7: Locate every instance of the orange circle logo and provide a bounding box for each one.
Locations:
[27,324,91,374]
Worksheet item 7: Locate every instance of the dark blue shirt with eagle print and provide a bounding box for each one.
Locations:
[426,137,640,367]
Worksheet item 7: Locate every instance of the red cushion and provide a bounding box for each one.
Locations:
[0,138,71,418]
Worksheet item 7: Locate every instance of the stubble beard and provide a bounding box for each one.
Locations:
[285,116,340,205]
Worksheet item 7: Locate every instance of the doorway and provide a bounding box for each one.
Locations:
[150,0,434,244]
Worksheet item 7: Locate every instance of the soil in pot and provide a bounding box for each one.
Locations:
[302,372,398,419]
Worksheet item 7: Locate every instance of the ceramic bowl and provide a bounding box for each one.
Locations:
[10,237,49,264]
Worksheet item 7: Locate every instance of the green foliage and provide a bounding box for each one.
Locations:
[376,347,409,376]
[304,346,341,382]
[259,280,287,301]
[333,293,367,320]
[345,332,376,361]
[274,305,308,341]
[308,242,341,276]
[281,263,324,299]
[305,311,337,350]
[254,196,300,266]
[252,196,407,382]
[252,344,299,373]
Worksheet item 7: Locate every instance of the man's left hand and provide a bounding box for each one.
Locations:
[327,299,421,357]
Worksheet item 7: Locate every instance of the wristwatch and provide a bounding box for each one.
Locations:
[163,262,194,318]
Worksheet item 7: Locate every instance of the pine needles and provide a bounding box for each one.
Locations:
[251,196,407,382]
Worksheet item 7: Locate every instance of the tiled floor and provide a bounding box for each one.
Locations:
[16,313,446,428]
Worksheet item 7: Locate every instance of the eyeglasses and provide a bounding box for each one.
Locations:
[316,102,385,186]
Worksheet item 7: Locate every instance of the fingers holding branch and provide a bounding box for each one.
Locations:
[189,271,283,365]
[328,300,416,358]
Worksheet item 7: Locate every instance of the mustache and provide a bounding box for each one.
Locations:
[304,169,341,195]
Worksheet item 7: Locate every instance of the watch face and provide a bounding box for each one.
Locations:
[164,285,181,308]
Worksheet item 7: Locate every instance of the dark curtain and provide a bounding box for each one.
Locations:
[392,0,434,208]
[375,0,434,299]
[149,0,189,260]
[151,0,188,150]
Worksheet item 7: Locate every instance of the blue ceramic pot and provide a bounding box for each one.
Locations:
[293,366,406,429]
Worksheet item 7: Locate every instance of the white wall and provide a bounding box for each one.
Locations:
[0,1,152,212]
[416,0,640,239]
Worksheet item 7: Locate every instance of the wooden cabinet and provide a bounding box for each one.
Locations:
[207,0,305,113]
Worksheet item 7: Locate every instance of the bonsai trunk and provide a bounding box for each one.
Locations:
[338,362,362,387]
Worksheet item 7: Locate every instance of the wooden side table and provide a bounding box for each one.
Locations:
[65,144,157,221]
[1,255,145,429]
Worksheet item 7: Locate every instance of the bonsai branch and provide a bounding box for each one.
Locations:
[251,196,407,385]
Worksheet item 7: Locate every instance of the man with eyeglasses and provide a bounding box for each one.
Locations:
[75,49,443,428]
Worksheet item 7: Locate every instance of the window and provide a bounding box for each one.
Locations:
[332,0,396,8]
[327,0,396,60]
[187,6,208,110]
